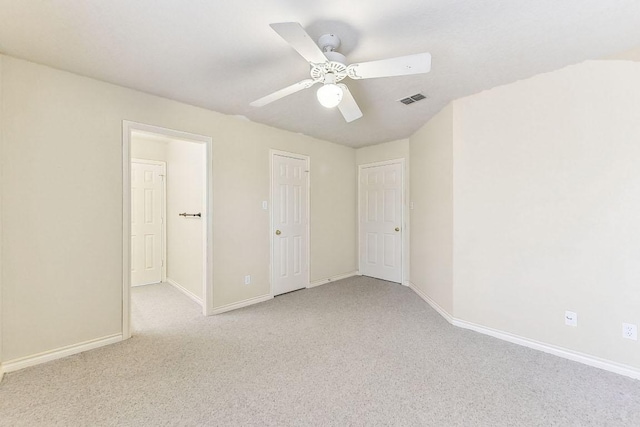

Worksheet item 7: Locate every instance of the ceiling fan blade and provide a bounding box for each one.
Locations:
[250,79,317,107]
[337,84,363,123]
[269,22,328,64]
[347,53,431,80]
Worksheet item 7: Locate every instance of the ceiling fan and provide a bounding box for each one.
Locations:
[250,22,432,123]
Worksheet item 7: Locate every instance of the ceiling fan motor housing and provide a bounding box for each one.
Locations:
[310,61,348,83]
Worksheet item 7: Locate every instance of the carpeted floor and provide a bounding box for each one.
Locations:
[1,276,639,426]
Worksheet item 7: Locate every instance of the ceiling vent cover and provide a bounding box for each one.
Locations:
[399,93,427,105]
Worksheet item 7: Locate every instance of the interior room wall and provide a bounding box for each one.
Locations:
[131,136,167,162]
[355,139,411,284]
[408,105,454,313]
[166,140,205,300]
[408,60,640,373]
[452,60,640,369]
[355,139,409,165]
[0,54,356,362]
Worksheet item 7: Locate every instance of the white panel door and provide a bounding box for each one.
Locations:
[272,154,309,296]
[359,162,403,283]
[131,162,164,286]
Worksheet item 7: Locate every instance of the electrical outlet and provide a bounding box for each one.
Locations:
[262,201,268,210]
[565,311,577,327]
[244,275,251,285]
[622,323,637,341]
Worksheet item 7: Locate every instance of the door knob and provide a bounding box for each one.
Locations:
[275,230,281,235]
[395,227,400,232]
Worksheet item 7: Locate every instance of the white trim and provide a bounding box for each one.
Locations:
[0,55,4,384]
[131,282,162,287]
[123,121,214,340]
[130,158,166,166]
[209,294,273,315]
[2,334,123,373]
[131,158,167,283]
[407,282,640,381]
[167,278,203,306]
[358,158,406,285]
[407,281,454,324]
[0,365,4,383]
[308,271,359,288]
[359,158,407,169]
[453,318,640,380]
[269,150,311,297]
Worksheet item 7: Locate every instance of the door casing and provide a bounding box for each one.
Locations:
[358,159,406,285]
[122,121,213,339]
[269,149,310,296]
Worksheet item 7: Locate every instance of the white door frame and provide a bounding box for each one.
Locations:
[123,121,214,339]
[269,149,311,296]
[131,158,167,285]
[357,158,406,285]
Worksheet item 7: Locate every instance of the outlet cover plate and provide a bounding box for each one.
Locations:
[623,323,638,340]
[565,311,577,327]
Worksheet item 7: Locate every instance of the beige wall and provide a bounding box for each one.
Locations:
[409,105,454,313]
[131,136,167,162]
[452,60,640,369]
[166,140,205,299]
[0,55,356,362]
[355,139,411,283]
[355,139,409,166]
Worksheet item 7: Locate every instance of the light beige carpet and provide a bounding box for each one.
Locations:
[1,277,639,426]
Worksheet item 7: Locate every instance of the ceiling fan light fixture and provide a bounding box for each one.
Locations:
[316,83,343,108]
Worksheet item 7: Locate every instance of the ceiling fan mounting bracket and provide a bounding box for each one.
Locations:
[318,34,340,52]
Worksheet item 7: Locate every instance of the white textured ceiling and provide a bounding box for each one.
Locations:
[1,1,639,147]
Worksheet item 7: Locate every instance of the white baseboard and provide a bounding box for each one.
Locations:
[407,281,454,324]
[131,282,159,287]
[167,278,203,306]
[210,293,273,315]
[453,318,640,380]
[308,271,359,288]
[2,333,123,374]
[0,364,4,383]
[407,281,640,381]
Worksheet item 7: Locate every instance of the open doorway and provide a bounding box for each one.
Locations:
[122,122,213,339]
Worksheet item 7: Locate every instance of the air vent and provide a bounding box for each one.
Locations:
[399,93,427,105]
